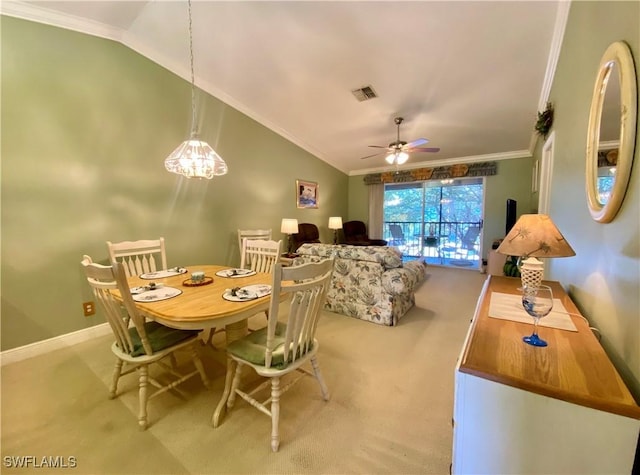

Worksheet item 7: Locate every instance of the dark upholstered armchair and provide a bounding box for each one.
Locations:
[291,223,321,251]
[342,221,387,246]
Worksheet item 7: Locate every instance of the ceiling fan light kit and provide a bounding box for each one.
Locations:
[385,151,409,165]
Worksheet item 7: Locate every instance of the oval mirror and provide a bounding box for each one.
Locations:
[586,41,637,223]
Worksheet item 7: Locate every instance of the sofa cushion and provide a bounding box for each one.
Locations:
[297,243,402,269]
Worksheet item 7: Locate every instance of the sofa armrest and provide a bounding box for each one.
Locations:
[403,259,427,284]
[381,259,427,295]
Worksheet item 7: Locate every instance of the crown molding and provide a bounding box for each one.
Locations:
[349,149,532,177]
[0,0,125,41]
[538,0,571,111]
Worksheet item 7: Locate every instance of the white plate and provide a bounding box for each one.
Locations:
[222,284,271,302]
[215,268,257,278]
[132,286,182,302]
[139,268,188,279]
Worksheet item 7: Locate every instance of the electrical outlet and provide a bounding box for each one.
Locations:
[83,301,95,317]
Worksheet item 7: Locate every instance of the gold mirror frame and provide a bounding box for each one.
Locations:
[586,41,637,223]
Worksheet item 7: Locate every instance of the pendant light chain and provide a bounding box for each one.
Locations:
[188,0,197,137]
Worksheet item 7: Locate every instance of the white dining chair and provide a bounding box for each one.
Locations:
[237,229,272,266]
[206,238,282,347]
[240,238,282,273]
[106,237,167,277]
[221,258,334,451]
[81,255,209,430]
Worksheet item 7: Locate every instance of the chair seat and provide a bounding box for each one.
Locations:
[126,322,200,357]
[227,322,314,370]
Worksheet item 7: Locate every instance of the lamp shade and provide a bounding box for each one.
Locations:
[164,138,228,179]
[385,151,409,165]
[496,214,575,258]
[328,217,343,230]
[281,218,299,234]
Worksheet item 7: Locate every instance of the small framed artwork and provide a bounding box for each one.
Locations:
[296,179,318,209]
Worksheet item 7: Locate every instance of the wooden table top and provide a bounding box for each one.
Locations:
[459,275,640,419]
[124,264,275,330]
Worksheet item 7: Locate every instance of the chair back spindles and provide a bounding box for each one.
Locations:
[107,238,167,277]
[81,256,151,356]
[238,229,272,265]
[241,239,281,274]
[265,259,333,369]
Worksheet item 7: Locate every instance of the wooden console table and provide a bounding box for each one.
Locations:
[452,275,640,474]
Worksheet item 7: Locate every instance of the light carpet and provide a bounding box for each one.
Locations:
[0,266,486,474]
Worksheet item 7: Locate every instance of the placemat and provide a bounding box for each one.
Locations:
[215,268,257,278]
[131,283,164,294]
[139,267,188,279]
[222,284,271,302]
[132,286,182,302]
[488,292,577,332]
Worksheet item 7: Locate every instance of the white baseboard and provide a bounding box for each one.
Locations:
[0,323,111,366]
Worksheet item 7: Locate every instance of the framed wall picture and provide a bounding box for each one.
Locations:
[296,179,318,209]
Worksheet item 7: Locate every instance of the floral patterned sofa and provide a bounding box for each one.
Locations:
[293,243,427,326]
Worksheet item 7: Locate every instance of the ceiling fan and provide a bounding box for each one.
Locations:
[360,117,440,164]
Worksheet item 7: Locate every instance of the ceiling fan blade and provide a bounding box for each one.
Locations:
[359,151,385,160]
[410,147,441,153]
[404,138,429,148]
[367,145,389,149]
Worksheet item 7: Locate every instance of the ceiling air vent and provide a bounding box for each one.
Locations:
[351,85,378,102]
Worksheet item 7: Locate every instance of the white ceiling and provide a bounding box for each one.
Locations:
[2,0,568,175]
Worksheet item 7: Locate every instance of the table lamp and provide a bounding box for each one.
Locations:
[496,214,575,289]
[328,217,343,245]
[281,218,299,256]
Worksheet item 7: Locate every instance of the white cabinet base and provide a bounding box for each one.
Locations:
[453,372,639,474]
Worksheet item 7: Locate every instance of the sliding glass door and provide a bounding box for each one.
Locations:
[383,177,484,269]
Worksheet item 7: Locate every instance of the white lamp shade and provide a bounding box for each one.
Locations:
[281,218,299,234]
[396,152,409,164]
[165,139,228,179]
[328,217,343,229]
[385,151,409,165]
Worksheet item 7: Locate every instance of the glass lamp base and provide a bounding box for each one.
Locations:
[523,334,548,347]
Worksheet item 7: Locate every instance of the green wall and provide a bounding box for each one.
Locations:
[538,1,640,398]
[0,17,348,350]
[348,157,534,260]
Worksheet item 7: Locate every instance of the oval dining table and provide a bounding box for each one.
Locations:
[122,264,280,428]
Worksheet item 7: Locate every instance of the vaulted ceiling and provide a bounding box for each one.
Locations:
[2,1,568,175]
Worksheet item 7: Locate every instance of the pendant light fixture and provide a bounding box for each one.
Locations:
[164,0,228,179]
